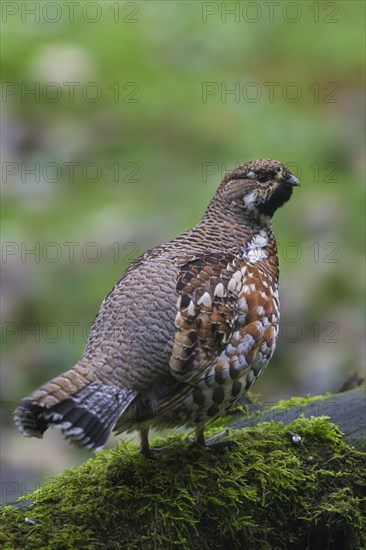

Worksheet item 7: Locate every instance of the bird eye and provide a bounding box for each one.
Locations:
[257,175,269,184]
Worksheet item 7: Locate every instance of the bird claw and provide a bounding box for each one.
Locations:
[142,441,179,458]
[205,430,239,450]
[205,438,239,451]
[204,430,228,445]
[188,429,238,451]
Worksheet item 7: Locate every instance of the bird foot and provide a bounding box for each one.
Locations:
[205,438,239,451]
[204,430,239,450]
[140,447,155,459]
[188,429,238,451]
[140,441,179,458]
[152,442,176,453]
[204,430,228,445]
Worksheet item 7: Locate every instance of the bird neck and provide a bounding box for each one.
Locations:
[202,196,274,243]
[197,199,279,280]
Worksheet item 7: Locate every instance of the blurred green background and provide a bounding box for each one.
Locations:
[1,1,364,502]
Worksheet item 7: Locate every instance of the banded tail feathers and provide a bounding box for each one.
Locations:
[15,370,136,451]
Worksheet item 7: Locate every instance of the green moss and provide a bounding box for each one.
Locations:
[276,393,332,410]
[1,417,365,550]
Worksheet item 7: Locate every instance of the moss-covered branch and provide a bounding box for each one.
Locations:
[233,385,366,449]
[1,390,365,549]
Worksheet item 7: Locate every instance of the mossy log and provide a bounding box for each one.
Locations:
[233,385,366,449]
[1,388,365,550]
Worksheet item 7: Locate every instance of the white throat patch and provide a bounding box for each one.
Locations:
[243,229,269,263]
[242,191,257,211]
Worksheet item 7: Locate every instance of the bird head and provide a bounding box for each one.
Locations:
[220,159,301,219]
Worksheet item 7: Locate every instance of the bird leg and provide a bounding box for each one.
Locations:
[195,424,228,447]
[139,427,177,456]
[194,425,238,450]
[194,422,206,446]
[194,423,228,446]
[140,424,237,457]
[139,427,151,457]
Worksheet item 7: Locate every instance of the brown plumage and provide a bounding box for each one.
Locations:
[15,159,300,456]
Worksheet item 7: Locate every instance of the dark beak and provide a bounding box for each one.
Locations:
[285,174,301,187]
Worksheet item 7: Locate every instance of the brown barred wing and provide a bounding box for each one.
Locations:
[170,252,246,383]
